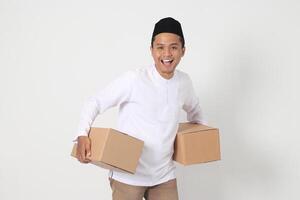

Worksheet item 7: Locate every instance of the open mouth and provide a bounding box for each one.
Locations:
[161,59,174,65]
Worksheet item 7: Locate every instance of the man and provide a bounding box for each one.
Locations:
[75,17,205,200]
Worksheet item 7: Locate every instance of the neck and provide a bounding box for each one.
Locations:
[159,72,174,79]
[154,66,174,80]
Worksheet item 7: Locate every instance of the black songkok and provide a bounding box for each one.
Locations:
[151,17,185,47]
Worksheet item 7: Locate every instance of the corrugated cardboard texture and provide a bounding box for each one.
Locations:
[71,128,144,174]
[173,123,221,165]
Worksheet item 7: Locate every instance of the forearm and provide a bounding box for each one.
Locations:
[75,97,100,140]
[186,102,207,125]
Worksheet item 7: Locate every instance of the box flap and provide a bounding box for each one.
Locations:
[178,123,217,134]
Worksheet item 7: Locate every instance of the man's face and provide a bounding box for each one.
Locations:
[151,33,185,79]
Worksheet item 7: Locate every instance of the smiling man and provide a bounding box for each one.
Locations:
[75,17,205,200]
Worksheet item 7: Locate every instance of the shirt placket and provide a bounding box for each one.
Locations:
[166,81,169,104]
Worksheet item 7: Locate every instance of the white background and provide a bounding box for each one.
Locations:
[1,0,299,199]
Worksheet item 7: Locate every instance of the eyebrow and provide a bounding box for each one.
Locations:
[155,43,180,46]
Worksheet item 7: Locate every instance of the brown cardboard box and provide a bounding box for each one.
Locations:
[71,128,144,174]
[173,123,221,165]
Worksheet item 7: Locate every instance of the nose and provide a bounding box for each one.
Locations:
[163,47,172,57]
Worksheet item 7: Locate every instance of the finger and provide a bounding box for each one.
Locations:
[86,143,91,158]
[77,153,83,163]
[78,156,90,163]
[84,146,91,163]
[79,145,86,162]
[81,156,91,163]
[76,145,82,162]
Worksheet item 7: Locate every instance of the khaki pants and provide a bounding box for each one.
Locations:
[109,178,179,200]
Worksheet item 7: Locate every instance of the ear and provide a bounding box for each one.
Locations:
[150,46,154,56]
[181,47,186,57]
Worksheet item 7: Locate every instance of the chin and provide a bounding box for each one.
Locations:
[164,69,175,74]
[164,66,176,73]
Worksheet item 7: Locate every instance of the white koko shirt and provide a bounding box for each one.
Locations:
[76,65,205,186]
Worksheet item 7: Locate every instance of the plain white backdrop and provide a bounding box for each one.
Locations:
[1,0,299,199]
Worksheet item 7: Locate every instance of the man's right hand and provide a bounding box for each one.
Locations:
[76,136,92,163]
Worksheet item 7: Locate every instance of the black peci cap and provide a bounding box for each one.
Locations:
[151,17,185,47]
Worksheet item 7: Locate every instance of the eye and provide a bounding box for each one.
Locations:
[171,46,178,50]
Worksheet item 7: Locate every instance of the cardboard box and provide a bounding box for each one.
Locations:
[173,123,221,165]
[71,128,144,174]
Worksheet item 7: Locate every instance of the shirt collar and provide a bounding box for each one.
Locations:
[151,65,177,84]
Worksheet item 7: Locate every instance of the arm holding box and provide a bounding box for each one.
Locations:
[182,75,207,125]
[74,71,136,163]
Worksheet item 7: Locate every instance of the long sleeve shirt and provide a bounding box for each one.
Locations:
[76,65,205,186]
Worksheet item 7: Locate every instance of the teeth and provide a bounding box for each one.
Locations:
[162,59,173,63]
